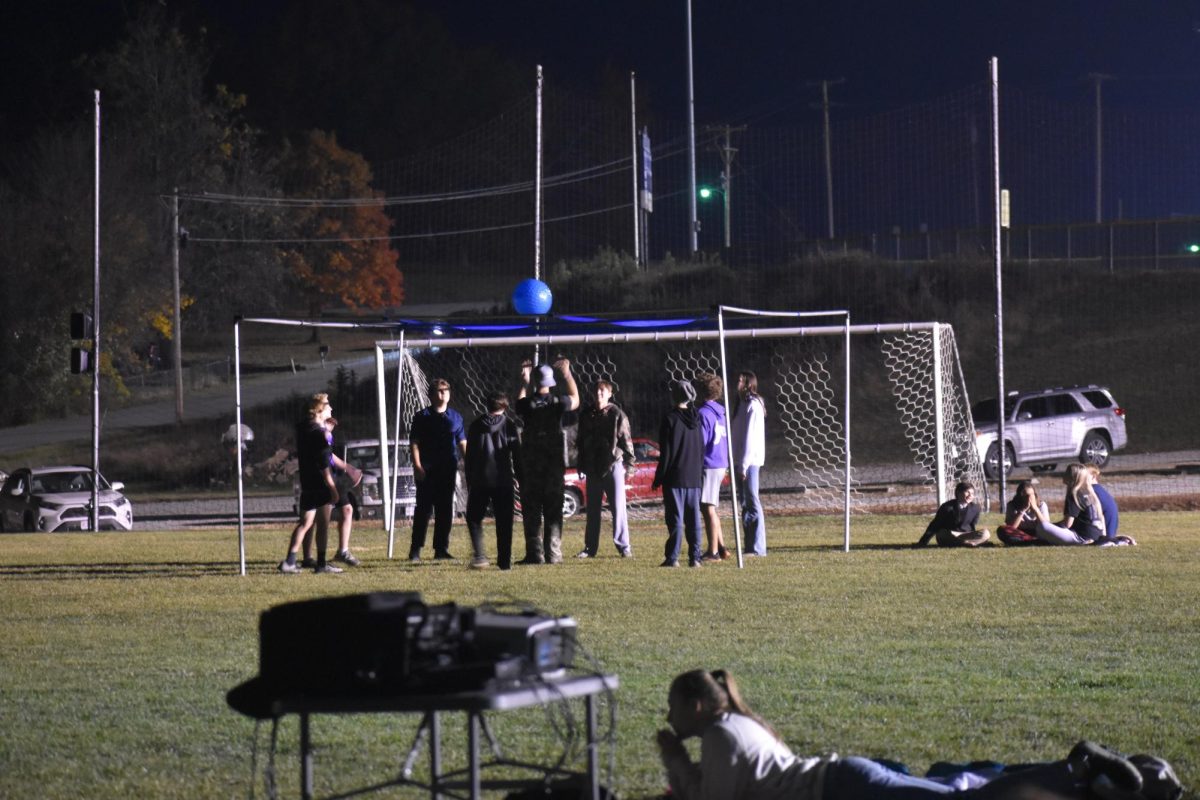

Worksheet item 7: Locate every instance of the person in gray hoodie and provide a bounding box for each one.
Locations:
[464,392,522,570]
[652,380,705,567]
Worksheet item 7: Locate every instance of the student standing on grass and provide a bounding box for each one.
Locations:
[652,379,705,568]
[731,370,767,556]
[915,481,990,547]
[695,372,729,561]
[279,393,341,574]
[575,379,636,559]
[300,416,363,567]
[409,378,467,561]
[515,357,580,565]
[656,668,1184,800]
[464,391,522,570]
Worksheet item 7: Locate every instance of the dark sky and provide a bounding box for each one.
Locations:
[406,0,1200,117]
[3,0,1199,143]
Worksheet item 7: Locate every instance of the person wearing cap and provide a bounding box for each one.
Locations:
[652,379,705,567]
[409,378,467,560]
[515,357,580,564]
[575,379,636,559]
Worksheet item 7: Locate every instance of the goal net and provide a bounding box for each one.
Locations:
[364,313,983,555]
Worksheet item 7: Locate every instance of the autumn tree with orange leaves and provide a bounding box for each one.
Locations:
[278,130,404,319]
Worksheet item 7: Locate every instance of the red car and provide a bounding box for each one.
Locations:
[562,438,662,518]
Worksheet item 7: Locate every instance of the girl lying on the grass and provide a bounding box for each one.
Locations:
[655,669,1180,800]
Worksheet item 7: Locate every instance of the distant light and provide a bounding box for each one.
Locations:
[1189,244,1200,254]
[698,186,714,199]
[431,325,444,336]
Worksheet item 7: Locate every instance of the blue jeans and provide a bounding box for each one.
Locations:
[663,487,702,564]
[584,461,630,555]
[737,465,766,555]
[824,757,955,799]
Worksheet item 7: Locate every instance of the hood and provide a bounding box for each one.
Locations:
[672,406,700,429]
[482,413,509,430]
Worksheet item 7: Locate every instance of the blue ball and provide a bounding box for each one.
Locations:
[512,278,553,315]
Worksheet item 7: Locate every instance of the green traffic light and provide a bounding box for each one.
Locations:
[698,186,714,199]
[1189,244,1200,254]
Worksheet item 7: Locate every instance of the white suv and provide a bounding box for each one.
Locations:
[972,385,1128,478]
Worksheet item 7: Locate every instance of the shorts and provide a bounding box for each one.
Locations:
[299,484,334,512]
[333,473,357,509]
[701,468,725,506]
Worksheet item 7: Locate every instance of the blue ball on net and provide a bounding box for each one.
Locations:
[512,278,553,315]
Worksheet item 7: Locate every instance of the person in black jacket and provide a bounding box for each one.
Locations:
[464,392,523,570]
[652,380,706,567]
[915,481,991,547]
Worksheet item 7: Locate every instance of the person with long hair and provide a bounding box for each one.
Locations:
[1086,464,1136,545]
[997,480,1045,546]
[731,371,768,556]
[278,393,341,574]
[656,669,1182,800]
[1026,464,1102,545]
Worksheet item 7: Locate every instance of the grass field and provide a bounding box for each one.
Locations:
[1,513,1197,799]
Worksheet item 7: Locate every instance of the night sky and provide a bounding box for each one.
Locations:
[4,0,1199,146]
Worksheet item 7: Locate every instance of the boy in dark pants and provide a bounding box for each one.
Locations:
[652,380,705,567]
[915,481,991,547]
[464,392,522,570]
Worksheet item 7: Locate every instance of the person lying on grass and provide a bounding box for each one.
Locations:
[914,481,991,547]
[655,668,1182,800]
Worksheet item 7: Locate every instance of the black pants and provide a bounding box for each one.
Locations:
[466,485,515,568]
[411,466,456,555]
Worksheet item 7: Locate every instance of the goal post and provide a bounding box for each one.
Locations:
[369,313,984,561]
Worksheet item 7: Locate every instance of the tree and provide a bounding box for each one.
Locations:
[277,130,404,319]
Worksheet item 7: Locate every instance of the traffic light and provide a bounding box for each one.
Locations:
[698,185,715,200]
[1188,244,1200,254]
[70,310,93,374]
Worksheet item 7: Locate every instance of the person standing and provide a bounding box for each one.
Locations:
[300,416,363,567]
[515,357,580,564]
[409,378,467,560]
[464,392,522,570]
[695,373,729,561]
[575,379,636,559]
[730,370,767,556]
[652,380,705,568]
[279,393,341,574]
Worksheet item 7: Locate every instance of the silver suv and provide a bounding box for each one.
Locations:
[972,385,1128,478]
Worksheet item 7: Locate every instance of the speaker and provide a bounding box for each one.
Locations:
[258,592,428,694]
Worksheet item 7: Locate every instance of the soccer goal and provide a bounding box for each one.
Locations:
[366,310,984,560]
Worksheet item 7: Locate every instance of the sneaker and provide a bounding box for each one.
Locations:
[517,557,544,565]
[313,563,343,574]
[333,550,360,566]
[619,548,633,558]
[575,550,593,559]
[1068,741,1142,797]
[688,559,704,568]
[470,556,490,569]
[659,559,678,568]
[300,558,317,569]
[408,551,421,562]
[433,550,454,560]
[278,560,301,574]
[717,545,730,560]
[701,552,721,562]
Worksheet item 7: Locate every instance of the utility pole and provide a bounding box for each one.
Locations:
[1088,73,1113,224]
[706,124,746,249]
[171,189,184,423]
[685,0,699,255]
[808,78,845,240]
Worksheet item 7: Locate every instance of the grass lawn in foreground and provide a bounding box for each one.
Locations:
[1,513,1197,799]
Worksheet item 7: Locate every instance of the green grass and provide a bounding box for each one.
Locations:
[2,513,1198,798]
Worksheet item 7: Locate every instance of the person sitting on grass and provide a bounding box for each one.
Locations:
[1087,464,1135,546]
[997,480,1046,546]
[655,668,1184,800]
[915,481,990,547]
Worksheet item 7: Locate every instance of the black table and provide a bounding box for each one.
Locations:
[227,672,618,800]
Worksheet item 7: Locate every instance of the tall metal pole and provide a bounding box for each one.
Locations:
[91,90,101,532]
[534,65,544,282]
[171,189,184,422]
[685,0,699,254]
[1089,73,1109,223]
[630,72,640,263]
[991,57,1007,505]
[820,79,839,239]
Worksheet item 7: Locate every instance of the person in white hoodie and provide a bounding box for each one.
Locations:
[731,370,767,556]
[656,669,1183,800]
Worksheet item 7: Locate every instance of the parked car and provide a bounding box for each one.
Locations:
[972,385,1128,478]
[293,438,418,519]
[0,466,134,532]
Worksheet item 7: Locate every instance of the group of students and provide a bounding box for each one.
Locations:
[401,357,771,571]
[918,464,1136,548]
[655,668,1183,800]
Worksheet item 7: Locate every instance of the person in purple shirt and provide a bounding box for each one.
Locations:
[694,373,729,561]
